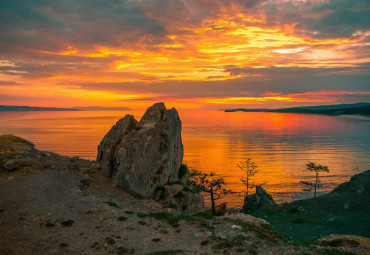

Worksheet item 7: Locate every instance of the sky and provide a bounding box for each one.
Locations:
[0,0,369,110]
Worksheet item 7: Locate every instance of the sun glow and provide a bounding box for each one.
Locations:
[1,2,368,109]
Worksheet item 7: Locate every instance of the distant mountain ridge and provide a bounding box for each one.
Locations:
[72,106,131,111]
[0,105,80,112]
[225,102,370,116]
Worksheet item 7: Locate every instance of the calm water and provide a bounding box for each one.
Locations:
[1,110,369,208]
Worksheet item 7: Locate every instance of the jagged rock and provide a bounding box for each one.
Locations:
[163,184,184,201]
[241,186,277,214]
[97,115,137,177]
[3,159,24,171]
[97,102,184,198]
[181,191,204,215]
[162,184,204,215]
[0,135,34,155]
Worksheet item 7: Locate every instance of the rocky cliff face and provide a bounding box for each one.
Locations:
[97,102,184,199]
[97,103,204,214]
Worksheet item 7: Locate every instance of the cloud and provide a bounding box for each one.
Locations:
[66,64,369,99]
[263,0,370,39]
[0,0,368,108]
[0,0,167,56]
[0,80,19,86]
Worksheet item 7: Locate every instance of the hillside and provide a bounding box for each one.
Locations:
[254,170,370,242]
[0,135,369,254]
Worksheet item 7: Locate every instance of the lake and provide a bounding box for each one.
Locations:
[1,110,369,208]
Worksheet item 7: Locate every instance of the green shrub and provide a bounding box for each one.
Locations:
[105,201,120,208]
[292,216,314,224]
[169,203,178,209]
[117,216,127,221]
[116,247,134,254]
[137,212,147,218]
[288,206,299,213]
[178,164,189,179]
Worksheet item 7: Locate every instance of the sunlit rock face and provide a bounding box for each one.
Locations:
[97,102,184,198]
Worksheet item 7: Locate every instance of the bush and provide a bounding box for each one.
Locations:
[178,164,189,179]
[105,201,120,208]
[292,216,315,224]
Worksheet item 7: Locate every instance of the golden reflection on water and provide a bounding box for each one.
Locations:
[0,110,369,208]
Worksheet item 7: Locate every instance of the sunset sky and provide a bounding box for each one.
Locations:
[0,0,369,110]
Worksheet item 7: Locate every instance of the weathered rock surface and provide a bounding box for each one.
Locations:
[97,102,183,199]
[0,135,34,172]
[241,186,277,214]
[97,115,137,178]
[161,184,204,214]
[97,102,204,214]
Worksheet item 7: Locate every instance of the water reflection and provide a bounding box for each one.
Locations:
[0,110,369,208]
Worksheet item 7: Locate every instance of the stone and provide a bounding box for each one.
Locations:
[227,213,271,228]
[162,184,204,215]
[163,184,184,201]
[179,190,204,215]
[97,102,184,198]
[79,176,91,187]
[97,115,137,178]
[3,159,24,171]
[0,135,34,153]
[241,186,277,214]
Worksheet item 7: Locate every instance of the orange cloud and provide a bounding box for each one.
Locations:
[0,1,368,109]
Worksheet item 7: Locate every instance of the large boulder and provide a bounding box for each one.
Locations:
[97,102,184,198]
[241,186,277,214]
[97,115,137,178]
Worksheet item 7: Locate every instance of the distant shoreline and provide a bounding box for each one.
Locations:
[0,105,81,112]
[225,103,370,117]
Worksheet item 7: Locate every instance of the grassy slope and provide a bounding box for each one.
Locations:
[253,170,370,242]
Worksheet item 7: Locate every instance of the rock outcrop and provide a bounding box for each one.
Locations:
[158,184,204,214]
[97,102,183,198]
[97,102,203,214]
[241,186,277,214]
[0,135,34,171]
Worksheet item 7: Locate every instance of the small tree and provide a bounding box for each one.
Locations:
[238,158,259,197]
[188,169,233,215]
[300,161,329,198]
